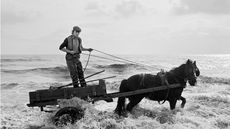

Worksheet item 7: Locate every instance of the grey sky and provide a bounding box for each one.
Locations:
[1,0,230,55]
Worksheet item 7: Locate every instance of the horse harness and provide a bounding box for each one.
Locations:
[157,70,170,104]
[139,70,170,104]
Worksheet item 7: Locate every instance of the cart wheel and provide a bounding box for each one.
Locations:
[53,107,84,125]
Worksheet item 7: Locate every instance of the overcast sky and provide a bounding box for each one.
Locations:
[1,0,230,55]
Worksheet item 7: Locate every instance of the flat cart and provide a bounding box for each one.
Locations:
[27,79,181,124]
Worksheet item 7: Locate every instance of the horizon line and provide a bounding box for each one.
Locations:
[1,53,230,56]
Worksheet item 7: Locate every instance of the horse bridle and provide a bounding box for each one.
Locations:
[172,62,199,86]
[185,62,200,82]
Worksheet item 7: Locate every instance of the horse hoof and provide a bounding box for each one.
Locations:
[120,111,128,117]
[114,110,128,117]
[181,104,185,108]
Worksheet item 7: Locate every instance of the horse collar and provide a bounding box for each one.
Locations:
[157,69,168,85]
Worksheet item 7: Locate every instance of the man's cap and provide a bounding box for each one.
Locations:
[73,26,81,32]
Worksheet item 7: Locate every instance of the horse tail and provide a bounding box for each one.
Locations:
[115,79,127,116]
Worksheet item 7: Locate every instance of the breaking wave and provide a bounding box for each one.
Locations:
[23,97,230,129]
[199,75,230,85]
[25,98,179,128]
[2,66,69,75]
[194,95,230,108]
[96,63,138,69]
[1,58,46,62]
[1,83,19,89]
[95,63,151,73]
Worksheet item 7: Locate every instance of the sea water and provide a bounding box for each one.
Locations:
[1,54,230,129]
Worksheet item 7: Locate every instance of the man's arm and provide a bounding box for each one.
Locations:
[79,40,93,52]
[59,38,76,54]
[60,48,75,54]
[81,46,92,51]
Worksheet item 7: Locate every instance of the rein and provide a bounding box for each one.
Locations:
[93,49,160,71]
[83,51,91,72]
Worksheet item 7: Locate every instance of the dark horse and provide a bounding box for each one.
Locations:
[115,59,200,116]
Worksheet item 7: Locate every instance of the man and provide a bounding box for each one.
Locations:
[59,26,93,88]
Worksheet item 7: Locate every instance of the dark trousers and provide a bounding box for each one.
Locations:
[66,54,86,88]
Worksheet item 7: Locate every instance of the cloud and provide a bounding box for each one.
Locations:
[114,0,144,18]
[172,0,230,15]
[84,0,145,19]
[2,11,31,25]
[1,0,41,25]
[85,2,100,11]
[84,2,112,18]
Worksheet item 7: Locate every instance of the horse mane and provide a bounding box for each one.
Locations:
[169,59,192,75]
[168,63,186,77]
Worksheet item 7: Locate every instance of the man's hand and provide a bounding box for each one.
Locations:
[69,51,76,55]
[88,48,93,52]
[60,48,76,55]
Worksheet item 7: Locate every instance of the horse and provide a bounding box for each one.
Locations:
[115,59,200,116]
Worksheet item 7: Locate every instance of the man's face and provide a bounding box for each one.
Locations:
[73,30,80,37]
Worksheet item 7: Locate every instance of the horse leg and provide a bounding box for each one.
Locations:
[169,99,177,110]
[115,79,127,116]
[115,97,126,116]
[180,96,186,108]
[126,96,143,112]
